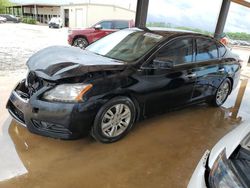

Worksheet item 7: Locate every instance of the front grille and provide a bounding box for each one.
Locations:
[26,71,43,96]
[32,119,72,136]
[8,101,25,123]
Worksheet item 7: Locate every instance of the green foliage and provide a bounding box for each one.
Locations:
[21,17,37,25]
[174,26,212,35]
[147,22,212,35]
[146,22,250,41]
[0,0,12,13]
[226,32,250,42]
[147,22,172,28]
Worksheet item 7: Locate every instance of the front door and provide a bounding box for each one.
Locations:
[141,37,197,115]
[90,21,116,43]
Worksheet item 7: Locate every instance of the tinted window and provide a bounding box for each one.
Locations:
[196,38,218,61]
[99,21,112,29]
[157,38,193,65]
[114,21,129,29]
[217,43,227,57]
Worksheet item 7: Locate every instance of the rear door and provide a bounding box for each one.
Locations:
[191,37,224,101]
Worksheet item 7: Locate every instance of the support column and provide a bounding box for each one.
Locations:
[21,6,24,17]
[231,79,248,120]
[30,7,32,18]
[214,0,231,39]
[135,0,149,27]
[34,4,37,20]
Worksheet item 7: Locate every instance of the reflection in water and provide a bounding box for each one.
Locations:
[219,79,248,125]
[0,79,248,188]
[0,118,28,181]
[230,79,248,120]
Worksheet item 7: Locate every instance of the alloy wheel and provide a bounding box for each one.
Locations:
[73,38,88,49]
[216,81,230,105]
[101,104,131,137]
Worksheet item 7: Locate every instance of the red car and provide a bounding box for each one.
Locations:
[68,19,135,48]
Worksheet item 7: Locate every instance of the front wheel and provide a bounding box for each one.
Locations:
[73,37,88,49]
[91,97,136,143]
[210,78,231,107]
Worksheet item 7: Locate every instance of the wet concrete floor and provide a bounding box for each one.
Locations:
[0,77,249,188]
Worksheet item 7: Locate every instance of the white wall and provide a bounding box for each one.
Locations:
[61,4,135,28]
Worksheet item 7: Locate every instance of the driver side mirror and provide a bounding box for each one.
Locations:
[151,58,174,69]
[94,24,102,30]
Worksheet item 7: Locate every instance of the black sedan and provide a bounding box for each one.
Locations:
[7,28,241,143]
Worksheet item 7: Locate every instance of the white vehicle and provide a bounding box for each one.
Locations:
[188,122,250,188]
[0,16,7,23]
[48,17,63,28]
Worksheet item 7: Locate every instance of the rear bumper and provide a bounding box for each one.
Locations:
[6,80,101,139]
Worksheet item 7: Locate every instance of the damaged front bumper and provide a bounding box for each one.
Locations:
[188,150,210,188]
[6,79,100,139]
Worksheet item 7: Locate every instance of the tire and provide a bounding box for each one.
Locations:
[73,37,89,49]
[210,78,231,107]
[91,96,136,143]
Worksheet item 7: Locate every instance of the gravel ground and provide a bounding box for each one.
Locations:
[0,23,69,76]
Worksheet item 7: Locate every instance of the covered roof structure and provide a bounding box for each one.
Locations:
[134,0,250,39]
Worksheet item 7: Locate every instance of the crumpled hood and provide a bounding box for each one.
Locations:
[26,46,126,80]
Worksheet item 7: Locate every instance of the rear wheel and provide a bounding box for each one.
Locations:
[91,97,136,143]
[73,37,88,49]
[211,78,231,107]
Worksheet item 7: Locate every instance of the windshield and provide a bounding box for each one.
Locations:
[50,17,59,22]
[86,29,164,62]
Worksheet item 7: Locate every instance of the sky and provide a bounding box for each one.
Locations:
[11,0,250,33]
[147,0,250,33]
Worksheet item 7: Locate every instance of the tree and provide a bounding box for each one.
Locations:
[0,0,12,14]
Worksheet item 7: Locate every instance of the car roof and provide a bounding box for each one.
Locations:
[98,19,133,22]
[126,27,215,41]
[148,27,197,33]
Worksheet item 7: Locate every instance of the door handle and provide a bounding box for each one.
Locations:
[185,73,196,78]
[219,68,225,72]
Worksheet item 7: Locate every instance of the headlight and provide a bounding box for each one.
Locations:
[209,149,245,188]
[43,83,92,102]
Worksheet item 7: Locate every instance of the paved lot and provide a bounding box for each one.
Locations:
[0,23,250,188]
